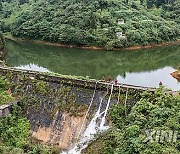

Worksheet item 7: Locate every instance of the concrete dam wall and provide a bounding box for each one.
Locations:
[0,66,149,150]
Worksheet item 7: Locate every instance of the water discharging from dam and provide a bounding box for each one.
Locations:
[61,84,114,154]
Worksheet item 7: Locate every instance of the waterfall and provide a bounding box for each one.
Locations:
[61,84,115,154]
[124,87,129,117]
[117,85,121,105]
[100,84,114,129]
[77,82,97,140]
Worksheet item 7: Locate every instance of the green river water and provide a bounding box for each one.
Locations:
[4,39,180,90]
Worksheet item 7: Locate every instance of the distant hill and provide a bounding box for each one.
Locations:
[0,0,179,49]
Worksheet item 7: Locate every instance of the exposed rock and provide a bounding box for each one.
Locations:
[171,71,180,81]
[31,111,87,150]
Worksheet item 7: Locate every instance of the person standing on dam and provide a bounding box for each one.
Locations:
[108,75,112,82]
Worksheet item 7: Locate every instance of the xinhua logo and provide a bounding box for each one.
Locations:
[144,129,179,143]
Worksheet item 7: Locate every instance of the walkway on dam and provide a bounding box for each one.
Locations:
[0,66,170,92]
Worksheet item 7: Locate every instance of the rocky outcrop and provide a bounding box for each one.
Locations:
[171,71,180,81]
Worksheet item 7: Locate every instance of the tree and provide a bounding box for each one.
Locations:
[104,88,180,154]
[0,0,179,48]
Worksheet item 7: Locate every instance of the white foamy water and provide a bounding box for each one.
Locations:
[100,84,113,129]
[61,84,114,154]
[15,63,50,72]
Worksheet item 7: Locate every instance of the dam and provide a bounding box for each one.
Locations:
[0,66,176,152]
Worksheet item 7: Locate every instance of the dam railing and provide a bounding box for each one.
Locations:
[0,66,164,92]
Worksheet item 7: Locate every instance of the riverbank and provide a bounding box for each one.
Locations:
[5,35,180,51]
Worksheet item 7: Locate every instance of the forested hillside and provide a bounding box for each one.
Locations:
[0,0,179,49]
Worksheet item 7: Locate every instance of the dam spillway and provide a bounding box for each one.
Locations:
[0,66,175,151]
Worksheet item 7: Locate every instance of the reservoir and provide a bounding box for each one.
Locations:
[4,39,180,90]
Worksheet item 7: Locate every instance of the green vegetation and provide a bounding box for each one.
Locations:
[1,69,180,153]
[0,104,59,154]
[20,79,89,117]
[0,77,14,105]
[0,105,30,149]
[0,0,179,49]
[0,32,5,51]
[0,60,6,66]
[5,39,180,80]
[85,88,180,153]
[0,78,59,154]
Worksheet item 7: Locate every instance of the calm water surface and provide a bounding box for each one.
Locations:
[4,39,180,90]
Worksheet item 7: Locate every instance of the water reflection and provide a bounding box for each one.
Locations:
[117,67,180,90]
[4,39,180,90]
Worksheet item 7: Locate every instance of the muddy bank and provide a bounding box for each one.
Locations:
[5,35,180,51]
[124,41,180,50]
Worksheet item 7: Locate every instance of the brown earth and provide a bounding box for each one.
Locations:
[5,35,180,51]
[31,111,87,150]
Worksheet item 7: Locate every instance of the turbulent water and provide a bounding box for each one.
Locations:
[100,84,113,129]
[61,84,114,154]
